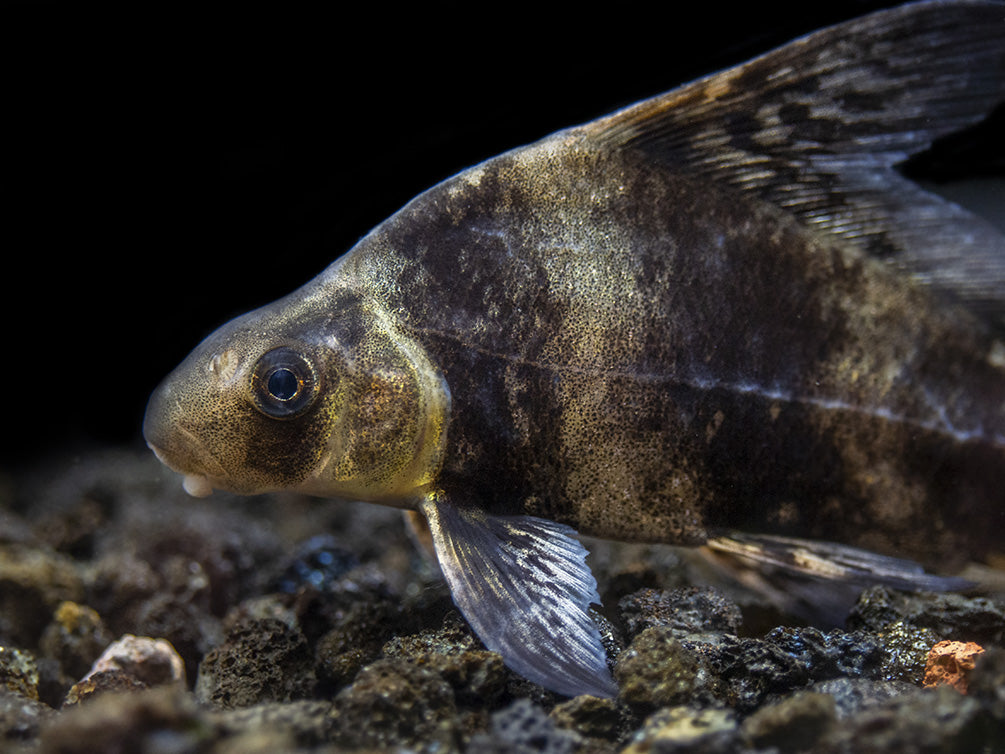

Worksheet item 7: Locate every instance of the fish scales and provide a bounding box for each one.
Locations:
[340,139,1004,561]
[144,1,1005,698]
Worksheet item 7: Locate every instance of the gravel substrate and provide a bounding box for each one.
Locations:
[2,448,1003,753]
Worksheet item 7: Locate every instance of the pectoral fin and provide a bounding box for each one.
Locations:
[419,492,617,698]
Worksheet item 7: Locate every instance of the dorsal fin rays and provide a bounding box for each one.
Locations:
[580,0,1005,328]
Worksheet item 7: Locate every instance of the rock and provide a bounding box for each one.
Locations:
[196,613,315,709]
[762,626,884,680]
[83,634,184,686]
[809,677,917,719]
[550,694,623,741]
[0,545,83,650]
[213,699,332,748]
[0,688,54,749]
[326,658,458,751]
[63,633,185,706]
[621,706,739,754]
[87,551,224,684]
[0,647,39,701]
[592,607,625,669]
[31,495,107,559]
[741,691,836,753]
[870,620,941,684]
[0,506,34,547]
[63,672,148,707]
[124,505,284,618]
[39,602,112,683]
[315,596,403,690]
[686,634,805,713]
[467,698,581,754]
[614,627,709,712]
[968,646,1005,722]
[923,640,985,693]
[270,534,359,594]
[618,586,743,640]
[130,592,224,685]
[817,685,995,753]
[847,586,1005,645]
[5,449,1005,751]
[38,685,212,754]
[382,613,509,706]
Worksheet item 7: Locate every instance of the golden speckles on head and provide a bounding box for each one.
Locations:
[448,165,487,199]
[207,349,240,383]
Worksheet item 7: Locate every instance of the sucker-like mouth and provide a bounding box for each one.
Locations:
[147,441,216,498]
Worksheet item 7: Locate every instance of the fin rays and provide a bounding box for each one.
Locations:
[420,494,616,698]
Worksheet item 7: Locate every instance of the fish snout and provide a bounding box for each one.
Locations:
[143,379,221,498]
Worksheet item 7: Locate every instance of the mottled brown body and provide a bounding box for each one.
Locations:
[144,2,1005,697]
[336,138,1005,567]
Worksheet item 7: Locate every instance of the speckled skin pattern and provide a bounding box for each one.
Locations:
[144,1,1005,573]
[337,138,1004,566]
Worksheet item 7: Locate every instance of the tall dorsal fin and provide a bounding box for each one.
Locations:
[582,1,1005,329]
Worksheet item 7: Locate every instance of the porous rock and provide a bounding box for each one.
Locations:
[0,687,54,750]
[762,626,884,680]
[621,706,739,754]
[0,647,39,701]
[38,685,212,754]
[467,698,581,754]
[869,620,941,684]
[614,626,709,711]
[196,614,315,710]
[816,684,996,753]
[326,658,458,751]
[968,646,1005,722]
[213,699,332,748]
[808,677,917,719]
[382,612,508,705]
[550,694,623,741]
[684,633,805,713]
[314,597,402,690]
[618,586,743,640]
[741,690,836,753]
[923,639,985,693]
[0,545,83,651]
[39,602,112,684]
[848,586,1005,645]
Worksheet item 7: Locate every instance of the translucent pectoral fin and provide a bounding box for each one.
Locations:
[419,492,617,698]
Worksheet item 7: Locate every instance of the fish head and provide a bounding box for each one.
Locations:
[143,280,449,504]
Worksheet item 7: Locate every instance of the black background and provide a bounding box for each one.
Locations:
[3,2,1001,468]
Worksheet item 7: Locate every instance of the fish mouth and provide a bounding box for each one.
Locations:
[144,379,230,498]
[147,441,217,498]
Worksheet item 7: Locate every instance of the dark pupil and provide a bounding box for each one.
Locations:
[267,368,300,401]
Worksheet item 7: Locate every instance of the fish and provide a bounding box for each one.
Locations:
[143,0,1005,698]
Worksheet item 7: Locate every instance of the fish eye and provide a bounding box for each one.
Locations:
[251,347,318,419]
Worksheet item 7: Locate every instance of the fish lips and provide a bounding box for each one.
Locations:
[143,379,226,498]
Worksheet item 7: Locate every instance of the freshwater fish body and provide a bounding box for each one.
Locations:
[144,1,1005,697]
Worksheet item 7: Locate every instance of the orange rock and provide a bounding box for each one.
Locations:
[922,640,985,693]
